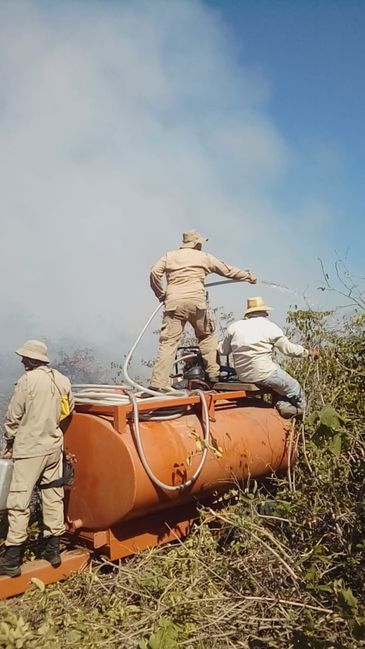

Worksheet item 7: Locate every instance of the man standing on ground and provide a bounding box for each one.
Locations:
[218,297,317,417]
[0,340,74,577]
[149,229,257,391]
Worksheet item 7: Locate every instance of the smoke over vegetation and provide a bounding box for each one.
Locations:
[0,0,342,389]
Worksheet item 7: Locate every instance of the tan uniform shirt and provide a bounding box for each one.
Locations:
[4,367,74,459]
[218,316,308,383]
[150,248,252,310]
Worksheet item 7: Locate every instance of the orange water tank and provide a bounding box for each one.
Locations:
[63,392,292,557]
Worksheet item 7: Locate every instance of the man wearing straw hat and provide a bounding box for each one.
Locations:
[149,229,257,391]
[218,297,317,418]
[0,340,74,577]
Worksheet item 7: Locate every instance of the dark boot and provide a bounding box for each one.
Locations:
[0,545,22,577]
[42,536,61,567]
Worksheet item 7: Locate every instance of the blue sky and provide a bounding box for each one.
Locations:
[0,0,363,373]
[208,0,364,264]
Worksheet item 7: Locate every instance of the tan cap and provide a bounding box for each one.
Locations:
[16,339,50,363]
[244,296,272,316]
[180,229,208,249]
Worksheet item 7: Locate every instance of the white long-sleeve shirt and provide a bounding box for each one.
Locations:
[218,316,308,383]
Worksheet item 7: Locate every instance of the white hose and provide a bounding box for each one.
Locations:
[126,388,210,492]
[122,302,187,397]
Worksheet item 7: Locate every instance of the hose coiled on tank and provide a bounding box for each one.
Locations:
[125,388,210,492]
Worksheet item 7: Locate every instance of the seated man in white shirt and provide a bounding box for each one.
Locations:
[218,297,317,418]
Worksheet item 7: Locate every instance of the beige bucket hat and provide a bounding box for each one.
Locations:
[16,339,50,363]
[180,229,208,249]
[244,296,272,316]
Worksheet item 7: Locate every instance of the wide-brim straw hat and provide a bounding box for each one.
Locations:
[180,229,208,248]
[16,339,50,363]
[244,296,272,316]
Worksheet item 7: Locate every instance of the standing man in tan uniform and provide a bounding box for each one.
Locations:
[0,340,74,577]
[149,229,257,391]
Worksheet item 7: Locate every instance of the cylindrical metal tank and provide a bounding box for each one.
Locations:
[63,400,291,532]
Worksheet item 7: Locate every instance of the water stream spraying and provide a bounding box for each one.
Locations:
[206,278,299,296]
[260,279,297,294]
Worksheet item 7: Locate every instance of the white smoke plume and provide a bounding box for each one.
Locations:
[0,0,336,384]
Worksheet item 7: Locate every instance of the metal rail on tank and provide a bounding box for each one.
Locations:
[0,389,294,599]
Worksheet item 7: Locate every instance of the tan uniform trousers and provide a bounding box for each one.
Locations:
[150,304,220,389]
[6,449,64,546]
